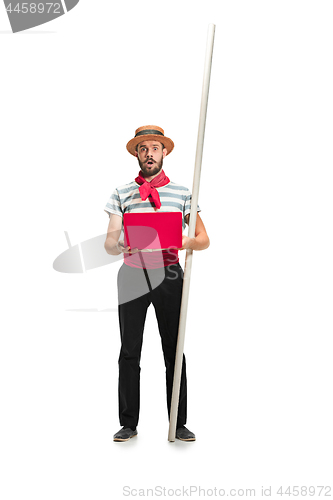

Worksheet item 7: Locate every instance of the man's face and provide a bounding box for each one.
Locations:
[135,140,167,177]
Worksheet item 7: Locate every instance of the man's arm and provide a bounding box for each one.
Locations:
[181,213,210,251]
[104,214,129,255]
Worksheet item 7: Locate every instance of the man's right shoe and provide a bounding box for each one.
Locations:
[113,427,138,442]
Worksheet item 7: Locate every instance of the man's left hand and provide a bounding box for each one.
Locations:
[180,235,194,250]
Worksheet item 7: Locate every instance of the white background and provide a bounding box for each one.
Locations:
[1,1,333,498]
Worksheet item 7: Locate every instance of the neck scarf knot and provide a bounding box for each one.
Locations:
[135,169,170,209]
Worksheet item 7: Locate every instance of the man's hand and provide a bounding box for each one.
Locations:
[116,240,139,254]
[180,235,194,250]
[180,214,210,251]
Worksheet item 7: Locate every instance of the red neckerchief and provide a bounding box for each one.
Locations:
[135,169,170,209]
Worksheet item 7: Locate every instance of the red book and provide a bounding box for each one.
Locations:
[123,212,182,250]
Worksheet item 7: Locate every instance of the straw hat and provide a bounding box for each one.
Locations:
[126,125,174,156]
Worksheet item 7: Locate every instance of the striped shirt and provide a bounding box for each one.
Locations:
[104,179,201,268]
[104,180,200,228]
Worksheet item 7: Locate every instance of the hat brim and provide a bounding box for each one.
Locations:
[126,135,174,156]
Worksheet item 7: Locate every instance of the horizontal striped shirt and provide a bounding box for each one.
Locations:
[104,179,201,268]
[104,180,200,229]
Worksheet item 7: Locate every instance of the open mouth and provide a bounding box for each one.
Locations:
[146,160,154,166]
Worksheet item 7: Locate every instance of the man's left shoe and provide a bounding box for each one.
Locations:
[176,426,196,441]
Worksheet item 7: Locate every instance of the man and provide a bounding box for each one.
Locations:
[104,125,209,442]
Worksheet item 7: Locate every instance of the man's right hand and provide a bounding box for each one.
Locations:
[116,240,139,254]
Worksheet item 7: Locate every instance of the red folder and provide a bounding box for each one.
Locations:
[123,212,182,250]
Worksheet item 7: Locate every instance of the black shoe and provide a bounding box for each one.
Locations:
[176,426,196,441]
[113,427,138,442]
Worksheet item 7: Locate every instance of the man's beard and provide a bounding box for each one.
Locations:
[138,157,163,178]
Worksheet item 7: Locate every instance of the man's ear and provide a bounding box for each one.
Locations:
[162,148,167,158]
[134,150,138,157]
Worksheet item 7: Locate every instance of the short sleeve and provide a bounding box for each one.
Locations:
[104,189,123,218]
[184,189,201,219]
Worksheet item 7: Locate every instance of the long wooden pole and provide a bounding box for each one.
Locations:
[168,23,215,442]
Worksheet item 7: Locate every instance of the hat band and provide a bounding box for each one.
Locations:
[135,129,164,138]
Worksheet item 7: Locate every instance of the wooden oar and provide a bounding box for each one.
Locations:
[168,23,216,442]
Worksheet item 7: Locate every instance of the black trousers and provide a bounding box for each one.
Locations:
[117,262,187,429]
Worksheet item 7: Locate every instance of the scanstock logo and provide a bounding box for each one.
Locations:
[3,1,80,33]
